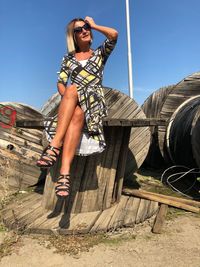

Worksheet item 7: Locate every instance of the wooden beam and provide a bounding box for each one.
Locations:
[122,188,200,213]
[152,204,168,234]
[138,189,200,208]
[16,118,168,129]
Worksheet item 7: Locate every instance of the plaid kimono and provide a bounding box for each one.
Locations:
[57,38,117,155]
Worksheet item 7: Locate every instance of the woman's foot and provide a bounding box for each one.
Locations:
[36,144,62,168]
[55,174,71,197]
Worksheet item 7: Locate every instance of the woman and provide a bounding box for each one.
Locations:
[37,16,118,198]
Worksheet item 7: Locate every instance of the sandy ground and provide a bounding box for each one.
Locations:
[0,212,199,267]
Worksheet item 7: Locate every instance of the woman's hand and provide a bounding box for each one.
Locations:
[85,16,118,41]
[84,16,96,29]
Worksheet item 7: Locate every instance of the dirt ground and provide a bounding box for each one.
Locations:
[0,211,199,267]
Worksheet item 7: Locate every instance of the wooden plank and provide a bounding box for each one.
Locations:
[74,155,99,213]
[2,193,40,217]
[58,211,101,235]
[42,159,62,211]
[152,204,168,234]
[146,201,159,219]
[27,213,54,234]
[123,188,200,213]
[139,190,200,208]
[68,156,87,213]
[16,118,167,129]
[95,148,110,210]
[0,131,43,154]
[9,202,43,230]
[123,197,141,226]
[2,193,42,219]
[135,199,149,224]
[107,195,129,230]
[90,204,118,232]
[103,127,123,209]
[113,127,131,203]
[37,213,76,231]
[0,127,43,144]
[3,195,42,229]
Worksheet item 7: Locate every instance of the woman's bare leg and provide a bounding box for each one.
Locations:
[56,105,85,196]
[37,84,79,165]
[60,105,84,174]
[51,84,79,147]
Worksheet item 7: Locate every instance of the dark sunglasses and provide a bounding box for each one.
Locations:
[74,23,91,34]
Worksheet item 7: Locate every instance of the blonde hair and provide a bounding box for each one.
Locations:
[66,18,93,54]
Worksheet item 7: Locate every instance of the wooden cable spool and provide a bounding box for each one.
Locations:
[166,95,200,167]
[41,87,151,180]
[158,72,200,162]
[142,72,200,198]
[2,88,158,234]
[142,85,174,168]
[41,87,151,213]
[0,102,44,198]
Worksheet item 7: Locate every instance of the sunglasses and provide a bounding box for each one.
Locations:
[74,23,91,34]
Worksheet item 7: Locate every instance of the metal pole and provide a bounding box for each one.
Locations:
[125,0,133,98]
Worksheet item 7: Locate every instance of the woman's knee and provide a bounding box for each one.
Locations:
[63,84,78,100]
[71,106,84,126]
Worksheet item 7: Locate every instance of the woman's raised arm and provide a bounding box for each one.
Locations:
[84,16,118,41]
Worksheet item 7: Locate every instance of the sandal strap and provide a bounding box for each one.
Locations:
[37,145,61,167]
[43,145,61,158]
[55,174,71,196]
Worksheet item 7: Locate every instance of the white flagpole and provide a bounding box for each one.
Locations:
[125,0,133,99]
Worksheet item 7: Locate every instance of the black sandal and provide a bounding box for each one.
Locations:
[36,145,61,168]
[55,174,71,198]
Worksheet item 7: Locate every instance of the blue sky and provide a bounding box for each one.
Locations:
[1,0,200,110]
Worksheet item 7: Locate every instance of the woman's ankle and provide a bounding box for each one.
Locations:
[60,169,70,175]
[50,139,63,148]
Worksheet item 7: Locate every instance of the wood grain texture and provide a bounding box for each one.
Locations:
[142,85,174,168]
[2,192,159,235]
[0,102,44,198]
[152,204,168,234]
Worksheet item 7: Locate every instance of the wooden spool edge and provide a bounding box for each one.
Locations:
[2,191,159,235]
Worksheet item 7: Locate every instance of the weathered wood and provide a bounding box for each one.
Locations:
[107,195,129,229]
[0,102,44,198]
[123,188,200,213]
[138,189,200,208]
[2,193,42,230]
[152,204,168,234]
[102,126,124,209]
[123,197,141,226]
[135,199,150,224]
[16,118,167,128]
[146,201,159,218]
[90,204,118,232]
[142,85,174,168]
[59,211,101,234]
[113,127,131,203]
[0,149,42,190]
[2,191,159,234]
[42,126,130,213]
